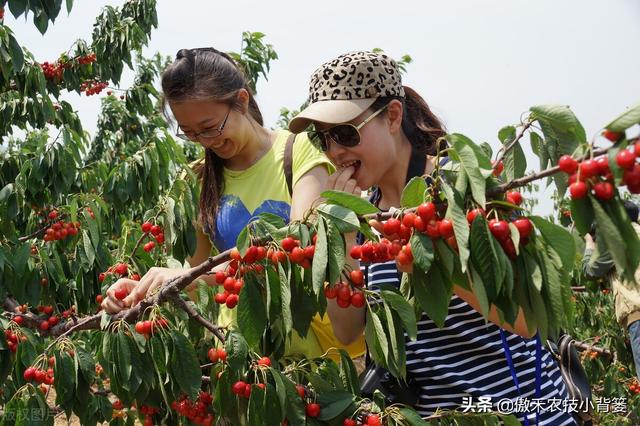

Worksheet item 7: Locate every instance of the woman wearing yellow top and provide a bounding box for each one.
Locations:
[100,47,364,360]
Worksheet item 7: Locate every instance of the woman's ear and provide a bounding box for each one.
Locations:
[386,99,404,133]
[236,88,251,114]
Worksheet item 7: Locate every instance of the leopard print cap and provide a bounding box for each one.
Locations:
[308,51,405,103]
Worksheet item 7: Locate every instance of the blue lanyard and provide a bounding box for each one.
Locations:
[500,330,541,426]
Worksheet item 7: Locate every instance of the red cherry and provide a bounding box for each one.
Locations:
[424,220,440,239]
[350,270,364,287]
[131,274,141,281]
[512,217,533,239]
[492,160,504,176]
[382,218,401,236]
[154,233,164,244]
[505,191,523,206]
[208,348,219,363]
[366,414,381,426]
[43,305,54,315]
[98,273,106,282]
[488,219,510,241]
[402,213,416,228]
[281,237,298,252]
[96,294,103,304]
[13,315,23,325]
[217,348,227,361]
[289,247,306,263]
[135,321,146,334]
[337,284,351,301]
[141,222,152,233]
[624,164,640,187]
[343,419,357,426]
[215,271,226,284]
[350,291,366,308]
[501,237,517,259]
[232,380,246,395]
[595,156,610,175]
[24,367,36,381]
[579,160,600,178]
[616,149,636,170]
[417,202,436,222]
[324,285,337,299]
[305,403,321,418]
[225,294,239,309]
[296,384,306,399]
[150,225,162,235]
[466,208,485,224]
[558,155,579,174]
[438,219,454,239]
[602,129,623,142]
[257,357,271,367]
[39,321,50,331]
[569,182,588,200]
[412,216,426,232]
[48,210,58,220]
[114,288,128,300]
[143,241,155,252]
[593,182,615,201]
[303,245,315,259]
[349,245,362,259]
[114,263,128,275]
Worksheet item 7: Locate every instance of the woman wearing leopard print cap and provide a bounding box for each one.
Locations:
[289,51,577,425]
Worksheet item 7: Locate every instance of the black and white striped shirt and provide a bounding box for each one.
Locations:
[364,260,577,425]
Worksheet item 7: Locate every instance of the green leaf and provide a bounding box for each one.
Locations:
[401,177,427,208]
[412,262,452,328]
[530,131,548,171]
[409,232,434,273]
[569,197,594,235]
[82,230,95,266]
[399,407,430,425]
[530,104,587,143]
[317,390,354,420]
[272,369,306,426]
[326,220,345,286]
[237,274,267,350]
[8,33,24,74]
[380,287,418,341]
[321,190,379,214]
[604,101,640,132]
[365,308,389,366]
[338,350,360,396]
[236,226,250,256]
[170,332,202,400]
[441,180,471,271]
[226,331,249,371]
[499,126,527,181]
[448,133,492,207]
[468,216,502,313]
[530,216,575,271]
[247,384,266,426]
[312,218,329,295]
[317,204,360,233]
[116,333,132,385]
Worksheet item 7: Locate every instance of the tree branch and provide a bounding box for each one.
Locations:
[168,293,226,343]
[494,119,534,166]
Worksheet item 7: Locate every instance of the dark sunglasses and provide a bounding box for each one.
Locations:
[309,105,387,152]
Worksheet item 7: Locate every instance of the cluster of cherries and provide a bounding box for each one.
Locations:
[40,61,69,81]
[80,79,108,96]
[343,413,382,426]
[77,53,97,65]
[628,379,640,395]
[4,327,26,352]
[134,316,169,338]
[170,392,215,425]
[559,138,640,200]
[141,221,165,252]
[324,270,366,308]
[292,384,322,418]
[23,358,55,386]
[42,210,80,242]
[138,405,161,426]
[213,271,243,309]
[35,304,59,331]
[207,347,227,363]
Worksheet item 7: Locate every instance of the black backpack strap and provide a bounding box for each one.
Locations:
[284,133,296,197]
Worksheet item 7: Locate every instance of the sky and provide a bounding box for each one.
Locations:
[6,0,640,214]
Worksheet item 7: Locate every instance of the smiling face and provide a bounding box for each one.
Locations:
[316,100,406,190]
[169,99,246,160]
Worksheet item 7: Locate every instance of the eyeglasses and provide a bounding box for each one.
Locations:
[175,107,231,142]
[309,105,387,152]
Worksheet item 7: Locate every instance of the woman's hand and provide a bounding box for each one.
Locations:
[101,267,186,314]
[326,166,362,195]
